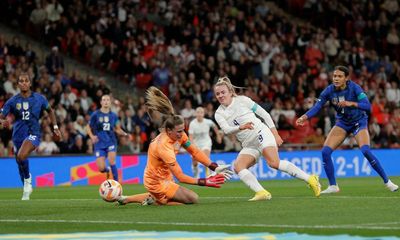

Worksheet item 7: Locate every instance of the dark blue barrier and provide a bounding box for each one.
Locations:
[1,149,399,188]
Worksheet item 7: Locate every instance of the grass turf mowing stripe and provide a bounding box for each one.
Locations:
[1,178,399,236]
[2,231,397,240]
[1,219,399,230]
[0,195,399,201]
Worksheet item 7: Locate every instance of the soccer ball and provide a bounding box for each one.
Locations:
[99,179,122,202]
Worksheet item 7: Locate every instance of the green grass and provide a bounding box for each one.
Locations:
[0,177,399,237]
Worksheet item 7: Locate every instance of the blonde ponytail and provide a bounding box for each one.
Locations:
[145,86,175,115]
[145,87,183,129]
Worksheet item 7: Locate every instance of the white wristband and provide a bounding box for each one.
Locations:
[54,125,59,129]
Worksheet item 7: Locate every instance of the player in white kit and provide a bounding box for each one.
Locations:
[188,107,220,178]
[214,76,321,201]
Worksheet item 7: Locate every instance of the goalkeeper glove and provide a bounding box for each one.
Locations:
[198,174,225,188]
[208,162,234,180]
[214,164,234,180]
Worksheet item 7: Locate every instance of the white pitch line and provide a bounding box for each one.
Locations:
[357,222,400,226]
[0,195,399,202]
[203,196,400,199]
[0,198,103,201]
[0,219,399,230]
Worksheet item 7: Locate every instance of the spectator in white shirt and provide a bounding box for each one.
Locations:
[45,0,64,22]
[3,75,20,96]
[38,133,59,155]
[79,89,92,112]
[385,81,400,106]
[73,115,87,137]
[180,99,196,120]
[167,39,182,57]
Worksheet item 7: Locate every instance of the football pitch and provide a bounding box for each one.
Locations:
[0,177,399,237]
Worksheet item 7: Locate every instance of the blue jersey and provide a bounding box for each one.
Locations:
[89,110,119,149]
[2,92,49,142]
[306,80,370,124]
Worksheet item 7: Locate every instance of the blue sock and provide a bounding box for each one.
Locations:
[322,146,336,185]
[110,165,118,181]
[21,160,30,180]
[360,145,388,183]
[16,160,24,184]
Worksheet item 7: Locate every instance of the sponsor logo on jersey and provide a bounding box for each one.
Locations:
[16,103,21,110]
[99,117,103,123]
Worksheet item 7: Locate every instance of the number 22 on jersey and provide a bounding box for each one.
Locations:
[103,123,110,131]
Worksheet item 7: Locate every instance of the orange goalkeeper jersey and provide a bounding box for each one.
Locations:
[144,131,212,186]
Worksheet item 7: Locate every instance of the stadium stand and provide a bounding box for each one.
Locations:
[0,0,399,155]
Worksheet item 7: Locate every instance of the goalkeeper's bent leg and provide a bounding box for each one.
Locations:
[120,193,152,204]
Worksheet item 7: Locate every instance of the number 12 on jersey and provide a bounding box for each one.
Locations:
[22,111,30,120]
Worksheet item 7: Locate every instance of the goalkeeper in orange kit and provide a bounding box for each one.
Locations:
[117,87,233,205]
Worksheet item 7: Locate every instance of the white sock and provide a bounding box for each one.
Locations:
[238,169,264,192]
[24,174,32,184]
[23,174,32,192]
[278,160,310,182]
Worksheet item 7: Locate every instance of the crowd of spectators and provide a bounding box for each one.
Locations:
[0,0,399,157]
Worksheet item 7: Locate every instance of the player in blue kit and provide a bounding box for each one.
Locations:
[86,94,127,181]
[0,73,61,200]
[296,66,398,193]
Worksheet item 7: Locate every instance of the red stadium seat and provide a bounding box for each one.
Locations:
[278,130,291,141]
[136,73,152,89]
[376,113,390,125]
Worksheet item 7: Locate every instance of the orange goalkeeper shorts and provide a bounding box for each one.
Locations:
[144,179,180,205]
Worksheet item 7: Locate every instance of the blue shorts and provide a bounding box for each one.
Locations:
[13,134,41,153]
[94,144,117,158]
[335,117,368,136]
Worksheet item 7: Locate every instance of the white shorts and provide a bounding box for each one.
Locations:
[239,126,277,161]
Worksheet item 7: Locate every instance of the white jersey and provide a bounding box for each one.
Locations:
[215,95,276,153]
[188,118,215,150]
